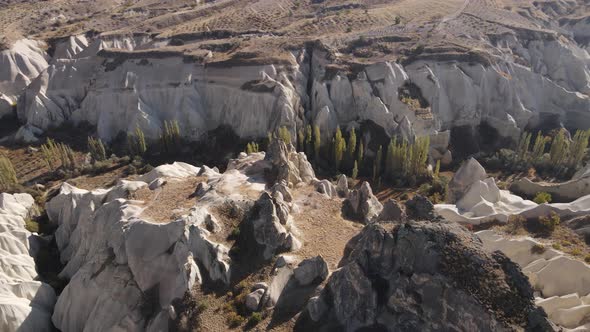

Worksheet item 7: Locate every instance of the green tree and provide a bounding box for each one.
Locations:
[517,132,532,163]
[352,160,358,180]
[531,132,547,165]
[347,128,357,165]
[297,128,305,152]
[568,129,590,169]
[549,130,569,169]
[333,126,346,170]
[313,125,321,162]
[0,155,17,190]
[128,126,148,157]
[160,120,181,154]
[88,136,107,162]
[41,138,58,170]
[434,159,441,178]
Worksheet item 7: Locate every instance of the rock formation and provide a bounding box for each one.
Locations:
[265,140,315,186]
[511,164,590,202]
[243,191,300,260]
[0,39,48,118]
[0,193,56,332]
[478,230,590,330]
[304,221,554,331]
[436,159,590,225]
[343,182,383,224]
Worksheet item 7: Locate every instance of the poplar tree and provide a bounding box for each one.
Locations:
[313,125,321,162]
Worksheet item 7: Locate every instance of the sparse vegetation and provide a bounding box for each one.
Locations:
[245,142,260,154]
[128,126,148,157]
[493,129,590,178]
[505,215,526,235]
[160,120,181,154]
[531,243,546,254]
[533,192,552,204]
[41,138,77,172]
[246,312,263,328]
[87,136,107,162]
[538,211,560,234]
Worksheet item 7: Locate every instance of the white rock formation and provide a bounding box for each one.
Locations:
[436,159,590,224]
[44,167,218,331]
[0,39,48,118]
[44,149,316,331]
[5,19,586,152]
[477,230,590,330]
[0,193,56,332]
[511,163,590,202]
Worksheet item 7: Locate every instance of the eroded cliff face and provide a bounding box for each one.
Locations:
[0,39,48,118]
[4,25,588,155]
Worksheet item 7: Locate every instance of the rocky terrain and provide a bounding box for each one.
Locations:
[1,0,590,332]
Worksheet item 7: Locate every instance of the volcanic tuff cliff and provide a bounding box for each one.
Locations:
[0,0,588,154]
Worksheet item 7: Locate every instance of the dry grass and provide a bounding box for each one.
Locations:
[131,176,207,223]
[292,185,363,270]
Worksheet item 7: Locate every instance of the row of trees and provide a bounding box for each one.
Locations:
[509,129,590,176]
[41,138,77,172]
[256,124,431,185]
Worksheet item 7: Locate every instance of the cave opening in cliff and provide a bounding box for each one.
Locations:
[450,122,508,159]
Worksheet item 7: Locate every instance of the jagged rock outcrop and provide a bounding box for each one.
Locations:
[478,230,590,330]
[405,195,435,220]
[448,157,487,203]
[336,174,349,197]
[244,191,300,260]
[0,193,56,332]
[265,140,315,186]
[377,199,407,222]
[315,179,338,198]
[293,255,329,286]
[44,161,246,331]
[343,182,383,224]
[304,221,554,331]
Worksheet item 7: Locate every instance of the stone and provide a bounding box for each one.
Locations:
[511,164,590,202]
[245,289,266,312]
[246,192,299,260]
[271,180,293,202]
[336,174,349,197]
[477,229,590,330]
[448,158,487,203]
[377,199,406,222]
[344,182,383,224]
[305,221,555,331]
[148,178,166,190]
[405,195,435,220]
[251,282,268,291]
[293,255,329,286]
[0,193,56,332]
[315,179,337,198]
[194,181,210,197]
[265,140,315,185]
[307,296,328,322]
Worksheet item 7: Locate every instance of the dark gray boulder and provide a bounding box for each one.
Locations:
[300,221,555,332]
